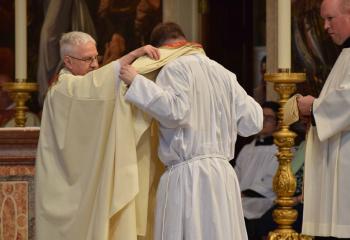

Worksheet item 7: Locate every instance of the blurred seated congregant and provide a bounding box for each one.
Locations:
[0,46,40,128]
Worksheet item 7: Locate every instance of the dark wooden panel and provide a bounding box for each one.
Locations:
[0,128,39,165]
[201,0,254,95]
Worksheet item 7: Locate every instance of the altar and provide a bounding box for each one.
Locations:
[0,128,39,239]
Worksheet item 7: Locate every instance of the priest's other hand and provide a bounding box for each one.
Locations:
[120,45,160,66]
[142,45,160,60]
[133,44,160,60]
[297,95,315,116]
[120,65,138,86]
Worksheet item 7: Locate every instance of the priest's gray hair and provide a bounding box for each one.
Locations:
[59,31,96,59]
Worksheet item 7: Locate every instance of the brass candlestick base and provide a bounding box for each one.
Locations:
[264,72,312,240]
[2,82,38,127]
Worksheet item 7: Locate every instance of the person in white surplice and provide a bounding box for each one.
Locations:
[297,0,350,238]
[119,22,263,240]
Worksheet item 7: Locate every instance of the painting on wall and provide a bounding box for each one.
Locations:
[0,0,162,118]
[91,0,162,55]
[292,0,340,96]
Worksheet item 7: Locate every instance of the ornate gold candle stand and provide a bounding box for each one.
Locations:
[264,71,312,240]
[2,82,38,127]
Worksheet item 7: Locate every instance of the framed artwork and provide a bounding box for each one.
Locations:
[292,0,339,96]
[0,0,162,115]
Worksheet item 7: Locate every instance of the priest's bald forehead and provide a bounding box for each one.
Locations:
[338,0,350,13]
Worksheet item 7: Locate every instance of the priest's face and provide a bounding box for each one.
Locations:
[64,41,99,76]
[321,0,350,45]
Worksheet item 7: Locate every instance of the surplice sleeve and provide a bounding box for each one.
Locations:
[57,61,120,100]
[313,84,350,141]
[125,66,190,128]
[230,72,263,137]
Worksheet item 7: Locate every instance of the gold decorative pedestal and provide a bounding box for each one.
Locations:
[264,72,312,240]
[2,82,38,127]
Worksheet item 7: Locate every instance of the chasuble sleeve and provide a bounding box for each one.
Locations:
[125,67,190,128]
[56,61,120,99]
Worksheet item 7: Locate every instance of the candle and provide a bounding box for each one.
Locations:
[278,0,291,69]
[15,0,27,82]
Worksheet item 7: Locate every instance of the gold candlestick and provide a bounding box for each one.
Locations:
[264,71,312,240]
[2,82,38,127]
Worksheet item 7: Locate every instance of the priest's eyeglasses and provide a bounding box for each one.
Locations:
[68,55,100,65]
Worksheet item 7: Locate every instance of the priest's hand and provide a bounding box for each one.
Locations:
[119,45,160,66]
[297,95,315,116]
[135,45,160,60]
[120,65,138,86]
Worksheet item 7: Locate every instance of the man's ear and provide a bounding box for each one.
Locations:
[63,56,72,70]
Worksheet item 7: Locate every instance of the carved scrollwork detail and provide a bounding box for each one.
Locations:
[274,137,295,148]
[274,84,297,98]
[273,208,297,219]
[269,233,314,240]
[276,152,293,162]
[268,232,300,240]
[273,164,296,196]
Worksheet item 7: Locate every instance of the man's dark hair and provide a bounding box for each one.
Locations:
[150,22,186,47]
[261,101,280,115]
